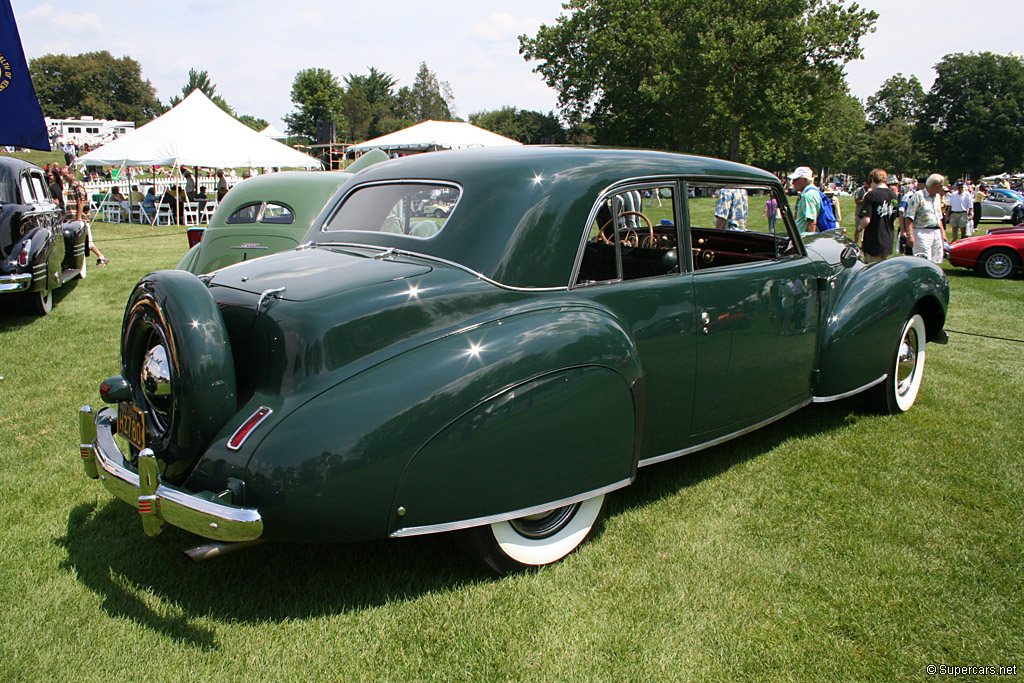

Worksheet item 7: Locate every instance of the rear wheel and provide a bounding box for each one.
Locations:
[976,247,1019,279]
[868,313,926,414]
[462,495,606,575]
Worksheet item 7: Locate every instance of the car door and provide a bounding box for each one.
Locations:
[685,181,821,437]
[571,181,701,459]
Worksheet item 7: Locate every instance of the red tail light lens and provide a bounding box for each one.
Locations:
[17,240,31,267]
[227,407,273,451]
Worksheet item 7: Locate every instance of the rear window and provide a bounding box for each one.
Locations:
[225,201,295,225]
[323,182,459,239]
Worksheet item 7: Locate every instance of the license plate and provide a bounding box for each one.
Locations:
[117,401,146,451]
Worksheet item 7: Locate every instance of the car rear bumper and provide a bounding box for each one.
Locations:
[0,272,32,293]
[77,405,263,542]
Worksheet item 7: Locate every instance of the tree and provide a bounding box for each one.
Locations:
[469,107,566,144]
[865,73,925,125]
[394,62,455,123]
[237,115,269,132]
[168,68,234,115]
[283,68,344,140]
[342,67,399,140]
[29,51,162,125]
[916,52,1024,179]
[519,0,877,162]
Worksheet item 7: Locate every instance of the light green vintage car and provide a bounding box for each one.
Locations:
[176,150,388,274]
[79,147,949,574]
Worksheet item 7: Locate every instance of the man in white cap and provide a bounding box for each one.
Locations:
[904,173,946,264]
[788,166,820,234]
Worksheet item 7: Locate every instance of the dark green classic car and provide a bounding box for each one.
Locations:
[78,147,949,574]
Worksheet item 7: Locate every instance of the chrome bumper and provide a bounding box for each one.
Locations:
[0,272,32,293]
[77,405,263,542]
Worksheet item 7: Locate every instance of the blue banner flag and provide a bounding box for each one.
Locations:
[0,0,50,151]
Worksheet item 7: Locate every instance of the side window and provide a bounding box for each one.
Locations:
[20,176,33,204]
[30,174,49,202]
[226,202,261,224]
[686,183,797,270]
[576,184,680,285]
[260,202,294,224]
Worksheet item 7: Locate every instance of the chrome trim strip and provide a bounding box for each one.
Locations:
[638,399,811,468]
[811,374,886,403]
[78,405,263,542]
[389,478,632,538]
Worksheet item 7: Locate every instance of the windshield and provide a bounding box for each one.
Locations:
[321,182,459,240]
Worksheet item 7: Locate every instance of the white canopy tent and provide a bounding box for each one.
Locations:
[76,91,320,169]
[260,124,288,139]
[348,120,522,155]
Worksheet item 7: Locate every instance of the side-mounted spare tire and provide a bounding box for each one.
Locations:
[121,270,237,483]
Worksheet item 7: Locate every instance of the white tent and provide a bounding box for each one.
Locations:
[76,91,320,169]
[260,124,287,139]
[348,120,522,155]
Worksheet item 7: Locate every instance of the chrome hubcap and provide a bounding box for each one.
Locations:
[141,344,172,429]
[986,254,1012,278]
[509,504,580,539]
[896,328,918,396]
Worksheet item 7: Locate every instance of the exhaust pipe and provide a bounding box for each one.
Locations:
[183,539,263,562]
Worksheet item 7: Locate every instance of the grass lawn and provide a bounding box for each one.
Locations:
[1,219,1022,682]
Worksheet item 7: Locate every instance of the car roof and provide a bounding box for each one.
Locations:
[314,146,780,289]
[0,156,45,204]
[210,170,354,229]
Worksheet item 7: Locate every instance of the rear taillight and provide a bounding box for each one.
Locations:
[227,407,273,451]
[17,239,31,267]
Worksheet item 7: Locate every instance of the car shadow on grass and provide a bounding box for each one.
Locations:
[0,276,82,330]
[56,398,863,646]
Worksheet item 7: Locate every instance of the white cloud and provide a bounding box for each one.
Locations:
[23,3,104,35]
[472,12,540,42]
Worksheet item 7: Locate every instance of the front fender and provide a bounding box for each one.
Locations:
[242,306,642,543]
[815,256,948,399]
[175,243,200,272]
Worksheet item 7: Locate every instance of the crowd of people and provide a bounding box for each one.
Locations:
[787,166,1009,266]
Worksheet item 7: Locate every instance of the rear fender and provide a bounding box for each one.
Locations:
[243,306,642,543]
[815,257,948,399]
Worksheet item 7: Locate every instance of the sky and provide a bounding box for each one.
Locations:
[12,0,1023,134]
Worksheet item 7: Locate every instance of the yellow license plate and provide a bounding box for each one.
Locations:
[117,401,146,451]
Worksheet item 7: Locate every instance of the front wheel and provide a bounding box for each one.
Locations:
[868,313,926,414]
[462,495,606,576]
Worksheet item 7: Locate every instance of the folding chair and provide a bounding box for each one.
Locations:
[154,205,173,226]
[182,201,201,226]
[101,201,122,223]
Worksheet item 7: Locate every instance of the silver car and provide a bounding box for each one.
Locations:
[980,188,1024,223]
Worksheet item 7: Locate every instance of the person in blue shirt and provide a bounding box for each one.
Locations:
[141,187,158,223]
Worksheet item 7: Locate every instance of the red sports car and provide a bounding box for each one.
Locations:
[947,226,1024,279]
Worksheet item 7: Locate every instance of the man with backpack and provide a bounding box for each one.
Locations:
[788,166,838,234]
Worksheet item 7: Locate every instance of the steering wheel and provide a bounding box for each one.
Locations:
[598,211,655,248]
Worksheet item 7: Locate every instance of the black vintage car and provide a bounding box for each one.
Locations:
[0,156,88,314]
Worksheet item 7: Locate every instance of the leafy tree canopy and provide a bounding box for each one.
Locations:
[283,67,344,140]
[520,0,877,162]
[865,73,924,125]
[237,114,269,132]
[29,51,162,125]
[394,62,455,123]
[469,107,566,144]
[916,52,1024,179]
